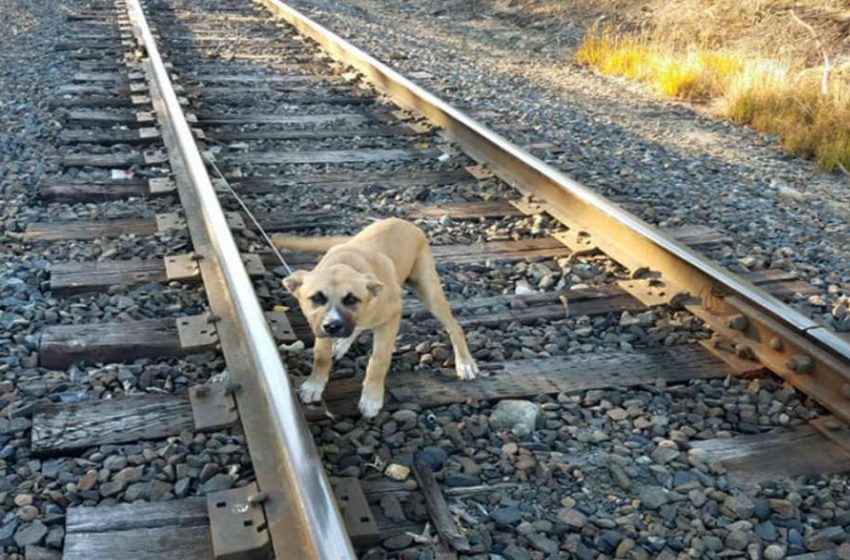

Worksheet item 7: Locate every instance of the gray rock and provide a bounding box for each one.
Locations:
[805,526,847,551]
[756,521,778,542]
[767,499,796,518]
[651,444,680,465]
[199,463,220,482]
[99,480,124,498]
[24,545,61,560]
[148,479,173,500]
[609,463,631,490]
[14,520,47,547]
[124,483,147,502]
[114,466,143,485]
[764,544,786,560]
[103,455,128,472]
[382,534,412,550]
[415,446,447,471]
[391,409,418,430]
[380,495,405,523]
[639,486,669,510]
[502,544,532,560]
[489,399,538,436]
[725,529,749,551]
[444,473,479,487]
[45,525,64,549]
[528,532,559,554]
[557,508,587,528]
[0,520,19,546]
[200,474,234,494]
[722,495,755,519]
[174,478,191,498]
[491,506,522,527]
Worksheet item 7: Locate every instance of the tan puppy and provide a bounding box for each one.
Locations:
[273,218,478,417]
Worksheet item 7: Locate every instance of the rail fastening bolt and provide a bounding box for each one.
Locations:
[248,491,269,506]
[787,354,814,375]
[726,314,748,331]
[824,418,842,431]
[769,337,783,351]
[734,344,755,361]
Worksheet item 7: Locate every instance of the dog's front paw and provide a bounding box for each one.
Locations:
[455,359,479,381]
[298,377,326,404]
[358,387,384,418]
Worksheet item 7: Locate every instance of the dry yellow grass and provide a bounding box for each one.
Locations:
[575,26,850,171]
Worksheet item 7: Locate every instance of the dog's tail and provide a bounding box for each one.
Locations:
[271,233,351,252]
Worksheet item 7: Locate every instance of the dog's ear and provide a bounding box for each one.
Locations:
[282,270,308,294]
[364,275,383,298]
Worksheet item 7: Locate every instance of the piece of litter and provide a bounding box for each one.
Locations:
[384,463,411,481]
[279,340,305,353]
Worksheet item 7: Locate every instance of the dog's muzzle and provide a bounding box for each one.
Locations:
[319,306,354,338]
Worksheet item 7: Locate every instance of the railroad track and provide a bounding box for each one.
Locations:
[4,0,850,558]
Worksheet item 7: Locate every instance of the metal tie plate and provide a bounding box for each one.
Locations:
[135,111,155,123]
[332,478,380,547]
[265,312,296,344]
[148,177,175,195]
[176,313,219,351]
[155,212,186,232]
[617,278,687,308]
[553,229,598,256]
[207,482,271,560]
[509,198,545,216]
[225,212,247,231]
[189,383,238,431]
[164,253,200,282]
[144,149,169,165]
[138,126,161,139]
[241,254,266,277]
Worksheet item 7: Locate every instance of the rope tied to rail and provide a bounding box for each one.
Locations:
[202,152,295,283]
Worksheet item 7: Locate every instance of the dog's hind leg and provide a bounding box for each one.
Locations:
[407,247,478,381]
[359,315,400,418]
[299,337,333,404]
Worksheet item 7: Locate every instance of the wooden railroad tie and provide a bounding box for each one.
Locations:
[37,311,294,369]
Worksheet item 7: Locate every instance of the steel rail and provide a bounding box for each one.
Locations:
[256,0,850,420]
[124,0,356,558]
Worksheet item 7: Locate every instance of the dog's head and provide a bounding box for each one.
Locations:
[283,265,383,338]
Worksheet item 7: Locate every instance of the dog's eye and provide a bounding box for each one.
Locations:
[342,293,359,307]
[309,292,327,306]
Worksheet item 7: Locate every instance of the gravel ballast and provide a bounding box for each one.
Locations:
[4,0,850,557]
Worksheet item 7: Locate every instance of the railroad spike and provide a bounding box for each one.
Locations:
[726,314,749,331]
[248,491,269,506]
[225,381,243,395]
[787,354,814,375]
[824,418,842,430]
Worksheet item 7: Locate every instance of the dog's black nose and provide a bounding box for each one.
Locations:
[322,320,344,336]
